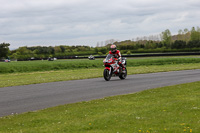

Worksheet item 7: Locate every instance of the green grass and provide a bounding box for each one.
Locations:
[1,57,200,132]
[0,59,101,73]
[0,81,200,132]
[1,63,200,88]
[1,57,200,73]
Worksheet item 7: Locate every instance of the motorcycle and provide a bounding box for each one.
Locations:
[103,54,127,81]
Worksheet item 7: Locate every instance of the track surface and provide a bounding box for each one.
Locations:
[0,69,200,117]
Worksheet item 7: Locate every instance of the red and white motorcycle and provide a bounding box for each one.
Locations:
[103,54,127,81]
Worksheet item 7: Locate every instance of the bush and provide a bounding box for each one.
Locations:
[127,51,131,55]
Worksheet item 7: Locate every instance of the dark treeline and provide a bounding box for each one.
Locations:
[9,45,96,60]
[0,26,200,60]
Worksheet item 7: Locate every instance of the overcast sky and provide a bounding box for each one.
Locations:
[0,0,199,49]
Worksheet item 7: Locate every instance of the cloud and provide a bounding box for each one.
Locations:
[0,0,200,48]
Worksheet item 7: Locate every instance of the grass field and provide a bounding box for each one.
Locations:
[0,81,200,132]
[0,56,200,132]
[1,56,200,73]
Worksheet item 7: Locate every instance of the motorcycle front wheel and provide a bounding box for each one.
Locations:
[103,69,112,81]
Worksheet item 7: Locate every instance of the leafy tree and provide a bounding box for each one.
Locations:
[187,40,200,48]
[0,43,10,59]
[99,47,107,54]
[171,40,186,49]
[60,46,66,53]
[184,28,189,33]
[54,46,62,53]
[190,27,200,41]
[17,47,32,54]
[177,29,183,40]
[161,29,172,47]
[176,28,190,42]
[10,52,18,60]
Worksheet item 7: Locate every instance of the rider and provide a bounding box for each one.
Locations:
[109,44,125,73]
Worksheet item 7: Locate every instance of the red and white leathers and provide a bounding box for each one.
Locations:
[109,50,122,66]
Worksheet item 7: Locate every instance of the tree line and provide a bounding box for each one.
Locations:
[112,27,200,54]
[0,26,200,60]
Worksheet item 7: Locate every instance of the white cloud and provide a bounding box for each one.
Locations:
[0,0,200,49]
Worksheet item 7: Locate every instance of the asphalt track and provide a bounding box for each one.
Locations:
[0,69,200,117]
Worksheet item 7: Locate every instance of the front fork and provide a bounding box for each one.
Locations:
[105,67,112,75]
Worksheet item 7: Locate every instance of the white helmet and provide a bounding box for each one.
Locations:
[110,45,117,53]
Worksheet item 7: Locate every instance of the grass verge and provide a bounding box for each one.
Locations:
[1,63,200,88]
[1,57,200,73]
[0,81,200,132]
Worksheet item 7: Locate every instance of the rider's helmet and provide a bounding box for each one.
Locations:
[110,44,117,53]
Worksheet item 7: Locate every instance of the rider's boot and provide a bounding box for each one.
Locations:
[120,64,126,73]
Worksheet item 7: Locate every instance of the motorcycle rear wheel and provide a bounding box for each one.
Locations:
[119,68,127,80]
[103,69,112,81]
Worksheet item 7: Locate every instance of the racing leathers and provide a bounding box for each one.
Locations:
[109,50,125,72]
